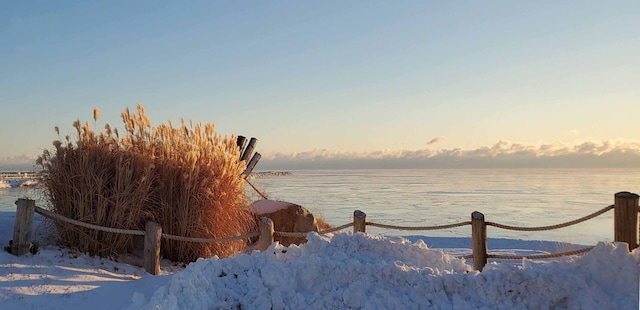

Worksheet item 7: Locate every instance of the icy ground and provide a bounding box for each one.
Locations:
[0,211,638,309]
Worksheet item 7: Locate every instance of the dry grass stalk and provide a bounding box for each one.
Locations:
[39,104,256,262]
[316,217,332,231]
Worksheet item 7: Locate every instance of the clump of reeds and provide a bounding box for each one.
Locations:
[38,104,256,262]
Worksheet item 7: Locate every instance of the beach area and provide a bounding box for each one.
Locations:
[3,2,640,307]
[0,205,639,309]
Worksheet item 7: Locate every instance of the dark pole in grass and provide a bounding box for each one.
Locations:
[242,152,262,177]
[240,137,258,162]
[236,136,247,161]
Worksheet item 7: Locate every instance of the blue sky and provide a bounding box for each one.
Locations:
[1,1,639,170]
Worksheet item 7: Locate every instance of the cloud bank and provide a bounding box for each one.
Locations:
[2,139,639,171]
[0,154,41,172]
[259,139,640,170]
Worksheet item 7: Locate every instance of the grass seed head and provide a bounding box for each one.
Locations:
[93,108,100,122]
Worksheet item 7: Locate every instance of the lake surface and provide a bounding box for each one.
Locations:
[247,168,640,246]
[2,168,638,246]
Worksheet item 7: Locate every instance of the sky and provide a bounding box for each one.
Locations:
[2,1,639,170]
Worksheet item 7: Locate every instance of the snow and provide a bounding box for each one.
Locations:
[0,211,639,309]
[251,200,292,215]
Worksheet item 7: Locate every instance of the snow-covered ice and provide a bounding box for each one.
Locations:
[251,199,292,215]
[0,211,638,309]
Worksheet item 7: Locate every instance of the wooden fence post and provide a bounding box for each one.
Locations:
[258,217,274,251]
[143,221,162,275]
[354,210,367,233]
[614,192,639,251]
[12,198,35,255]
[237,135,247,158]
[471,211,488,271]
[240,137,258,162]
[242,152,262,177]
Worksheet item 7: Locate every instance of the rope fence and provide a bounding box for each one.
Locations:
[244,178,268,200]
[367,221,471,231]
[486,205,614,231]
[274,223,354,238]
[9,191,639,275]
[161,232,260,243]
[34,206,145,236]
[488,247,595,260]
[455,247,597,261]
[318,223,354,234]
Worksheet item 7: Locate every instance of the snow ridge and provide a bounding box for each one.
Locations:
[133,233,640,309]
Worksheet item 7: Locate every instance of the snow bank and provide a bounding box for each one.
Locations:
[251,200,292,215]
[131,233,640,309]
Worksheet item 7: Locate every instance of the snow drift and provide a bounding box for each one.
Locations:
[131,233,640,309]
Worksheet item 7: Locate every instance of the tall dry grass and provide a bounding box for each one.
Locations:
[38,104,256,262]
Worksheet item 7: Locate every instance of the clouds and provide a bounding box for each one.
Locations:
[260,139,640,169]
[426,137,445,146]
[2,139,639,171]
[0,154,40,171]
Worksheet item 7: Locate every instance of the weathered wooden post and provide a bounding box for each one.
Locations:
[471,211,488,271]
[242,152,262,177]
[11,198,35,255]
[237,136,247,161]
[240,137,258,162]
[258,216,274,251]
[237,135,247,150]
[143,221,162,275]
[353,210,367,233]
[614,192,639,251]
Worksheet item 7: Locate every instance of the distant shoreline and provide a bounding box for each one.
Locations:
[248,171,292,178]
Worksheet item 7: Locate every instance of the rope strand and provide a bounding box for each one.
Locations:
[162,232,259,243]
[367,221,471,231]
[274,223,355,238]
[486,205,614,231]
[244,178,268,200]
[488,247,594,260]
[35,206,145,236]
